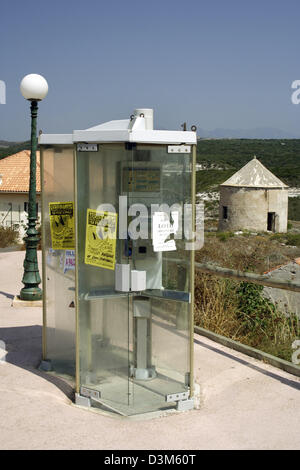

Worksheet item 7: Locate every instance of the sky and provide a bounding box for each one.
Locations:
[1,0,300,140]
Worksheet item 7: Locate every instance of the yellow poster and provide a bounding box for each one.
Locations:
[49,202,75,250]
[85,209,117,270]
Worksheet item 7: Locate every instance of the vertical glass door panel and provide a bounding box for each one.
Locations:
[42,146,76,377]
[126,145,192,412]
[76,143,193,415]
[76,144,133,413]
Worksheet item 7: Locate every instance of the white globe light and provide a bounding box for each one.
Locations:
[20,74,48,101]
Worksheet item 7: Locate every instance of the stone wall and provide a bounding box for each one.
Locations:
[263,260,300,319]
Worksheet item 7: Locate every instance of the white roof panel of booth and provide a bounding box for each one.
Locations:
[39,109,197,145]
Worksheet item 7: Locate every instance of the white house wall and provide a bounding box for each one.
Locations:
[0,193,41,240]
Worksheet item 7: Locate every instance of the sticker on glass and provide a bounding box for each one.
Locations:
[85,209,118,270]
[64,250,75,274]
[49,202,75,250]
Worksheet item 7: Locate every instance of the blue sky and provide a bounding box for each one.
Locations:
[1,0,300,140]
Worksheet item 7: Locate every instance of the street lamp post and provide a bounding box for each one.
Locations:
[20,74,48,301]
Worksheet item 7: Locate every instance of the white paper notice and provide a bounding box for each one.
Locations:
[152,211,179,252]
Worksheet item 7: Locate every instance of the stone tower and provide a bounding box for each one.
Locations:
[218,157,288,233]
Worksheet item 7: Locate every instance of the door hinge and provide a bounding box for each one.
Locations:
[165,391,190,403]
[168,145,191,154]
[80,386,101,400]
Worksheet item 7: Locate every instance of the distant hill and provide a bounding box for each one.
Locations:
[0,140,31,159]
[197,138,300,192]
[197,128,300,139]
[0,140,18,148]
[197,138,300,169]
[1,137,300,189]
[196,138,300,221]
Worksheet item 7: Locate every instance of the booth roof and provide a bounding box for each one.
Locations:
[39,117,197,146]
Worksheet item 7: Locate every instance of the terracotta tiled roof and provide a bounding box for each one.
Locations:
[0,150,40,193]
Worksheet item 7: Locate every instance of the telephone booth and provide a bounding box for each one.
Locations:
[40,108,197,416]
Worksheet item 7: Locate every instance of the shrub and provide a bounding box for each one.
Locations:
[270,233,285,242]
[216,231,234,242]
[0,226,19,248]
[236,282,276,333]
[194,276,300,362]
[269,232,300,247]
[288,196,300,221]
[286,233,300,247]
[194,273,241,338]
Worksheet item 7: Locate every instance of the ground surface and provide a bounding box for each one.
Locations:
[0,251,299,450]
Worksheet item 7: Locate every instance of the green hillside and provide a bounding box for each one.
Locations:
[197,138,300,191]
[0,141,30,159]
[1,137,300,192]
[197,138,300,169]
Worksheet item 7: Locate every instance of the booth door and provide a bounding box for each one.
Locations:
[125,144,193,412]
[76,144,134,414]
[76,142,193,415]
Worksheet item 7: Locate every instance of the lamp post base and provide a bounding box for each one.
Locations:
[13,295,42,307]
[19,287,42,301]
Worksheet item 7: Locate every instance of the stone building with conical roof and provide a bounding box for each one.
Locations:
[218,157,288,233]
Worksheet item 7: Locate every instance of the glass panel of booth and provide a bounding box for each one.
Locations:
[126,144,192,400]
[76,144,133,411]
[42,142,194,415]
[74,143,193,414]
[41,146,76,377]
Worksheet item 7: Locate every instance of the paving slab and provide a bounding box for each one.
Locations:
[0,250,299,450]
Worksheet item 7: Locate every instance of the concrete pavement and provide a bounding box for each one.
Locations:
[0,250,299,450]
